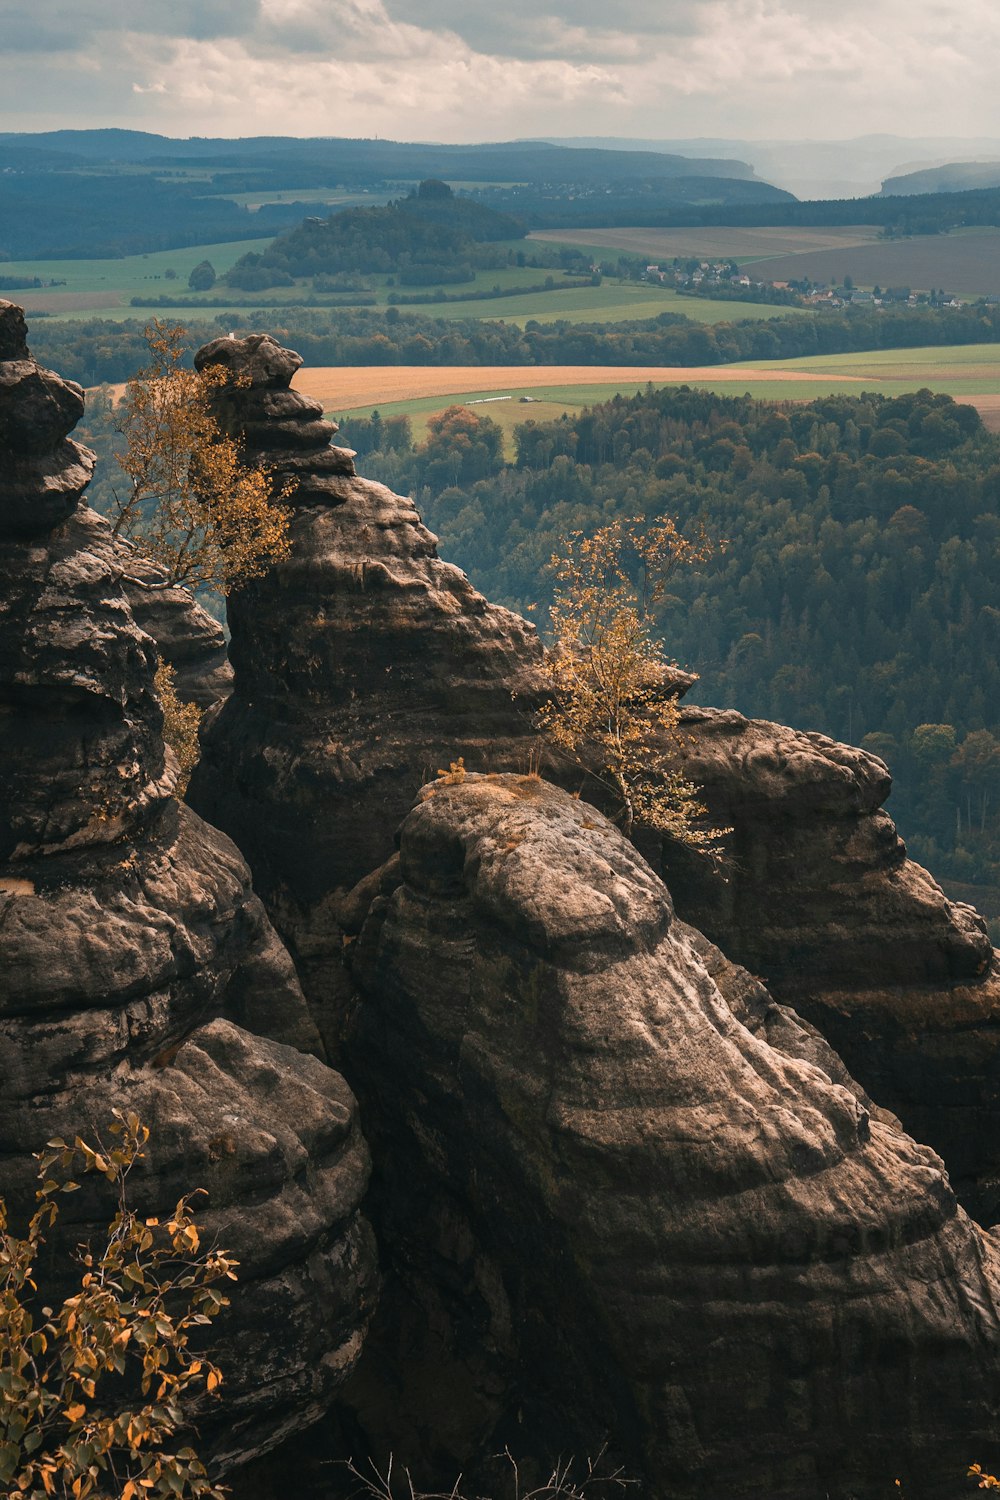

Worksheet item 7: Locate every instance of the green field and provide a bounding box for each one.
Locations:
[334,379,868,455]
[7,239,276,316]
[531,226,883,263]
[214,189,393,210]
[739,342,1000,381]
[408,280,804,326]
[8,236,806,326]
[331,342,1000,450]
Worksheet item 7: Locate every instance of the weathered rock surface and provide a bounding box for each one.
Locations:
[0,311,376,1471]
[666,706,1000,1221]
[344,772,1000,1498]
[187,334,1000,1225]
[117,544,233,709]
[188,334,549,1048]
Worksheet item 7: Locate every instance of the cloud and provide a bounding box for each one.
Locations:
[119,29,621,139]
[3,0,262,52]
[1,0,1000,148]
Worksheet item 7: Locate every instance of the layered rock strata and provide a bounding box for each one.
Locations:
[188,334,549,1047]
[0,304,376,1471]
[188,333,1000,1221]
[666,707,1000,1221]
[346,771,1000,1499]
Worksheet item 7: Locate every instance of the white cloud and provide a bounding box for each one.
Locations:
[1,0,999,145]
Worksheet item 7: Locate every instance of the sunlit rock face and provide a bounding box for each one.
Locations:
[344,772,1000,1500]
[0,303,377,1472]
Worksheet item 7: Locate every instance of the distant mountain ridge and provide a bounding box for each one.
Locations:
[546,134,1000,200]
[881,161,1000,196]
[0,128,764,187]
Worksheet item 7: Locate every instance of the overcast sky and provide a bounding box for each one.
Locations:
[1,0,997,147]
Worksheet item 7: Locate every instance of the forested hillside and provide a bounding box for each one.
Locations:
[225,180,527,290]
[339,386,1000,894]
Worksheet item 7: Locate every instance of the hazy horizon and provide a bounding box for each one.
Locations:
[3,0,1000,170]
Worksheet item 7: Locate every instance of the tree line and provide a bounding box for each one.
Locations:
[28,296,1000,387]
[339,386,1000,902]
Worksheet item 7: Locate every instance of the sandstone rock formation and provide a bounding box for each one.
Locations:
[666,706,1000,1222]
[188,334,549,1049]
[345,771,1000,1499]
[188,332,1000,1226]
[119,545,233,708]
[0,303,376,1471]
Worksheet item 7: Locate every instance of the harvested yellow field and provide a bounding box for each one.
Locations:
[293,363,862,409]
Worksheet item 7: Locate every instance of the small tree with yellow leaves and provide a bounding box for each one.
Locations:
[111,322,292,595]
[154,663,203,797]
[538,514,721,846]
[0,1111,237,1500]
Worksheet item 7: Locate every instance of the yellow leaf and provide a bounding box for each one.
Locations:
[65,1403,86,1422]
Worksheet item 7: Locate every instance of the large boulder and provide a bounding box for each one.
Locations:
[189,334,548,1049]
[666,706,1000,1221]
[345,771,1000,1499]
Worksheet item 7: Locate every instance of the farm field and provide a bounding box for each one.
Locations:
[408,281,804,325]
[533,225,1000,296]
[3,228,803,325]
[213,189,393,210]
[297,362,862,412]
[531,225,883,262]
[302,342,1000,442]
[7,239,275,316]
[10,246,807,324]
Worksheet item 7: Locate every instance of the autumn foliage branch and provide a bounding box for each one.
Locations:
[0,1111,237,1500]
[538,515,726,849]
[111,322,292,595]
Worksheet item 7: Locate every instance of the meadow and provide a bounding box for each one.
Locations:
[530,225,884,262]
[7,239,275,316]
[7,241,804,324]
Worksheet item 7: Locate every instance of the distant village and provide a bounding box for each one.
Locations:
[640,257,986,308]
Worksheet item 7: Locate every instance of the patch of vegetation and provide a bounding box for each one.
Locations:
[224,180,526,291]
[110,321,292,594]
[0,1111,235,1499]
[29,297,1000,388]
[346,385,1000,892]
[539,515,719,846]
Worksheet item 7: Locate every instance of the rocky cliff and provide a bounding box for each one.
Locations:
[181,330,1000,1495]
[188,334,549,1050]
[0,303,376,1472]
[345,770,1000,1498]
[189,333,1000,1227]
[119,544,232,709]
[666,707,1000,1223]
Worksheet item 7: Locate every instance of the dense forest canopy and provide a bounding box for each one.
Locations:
[335,386,1000,899]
